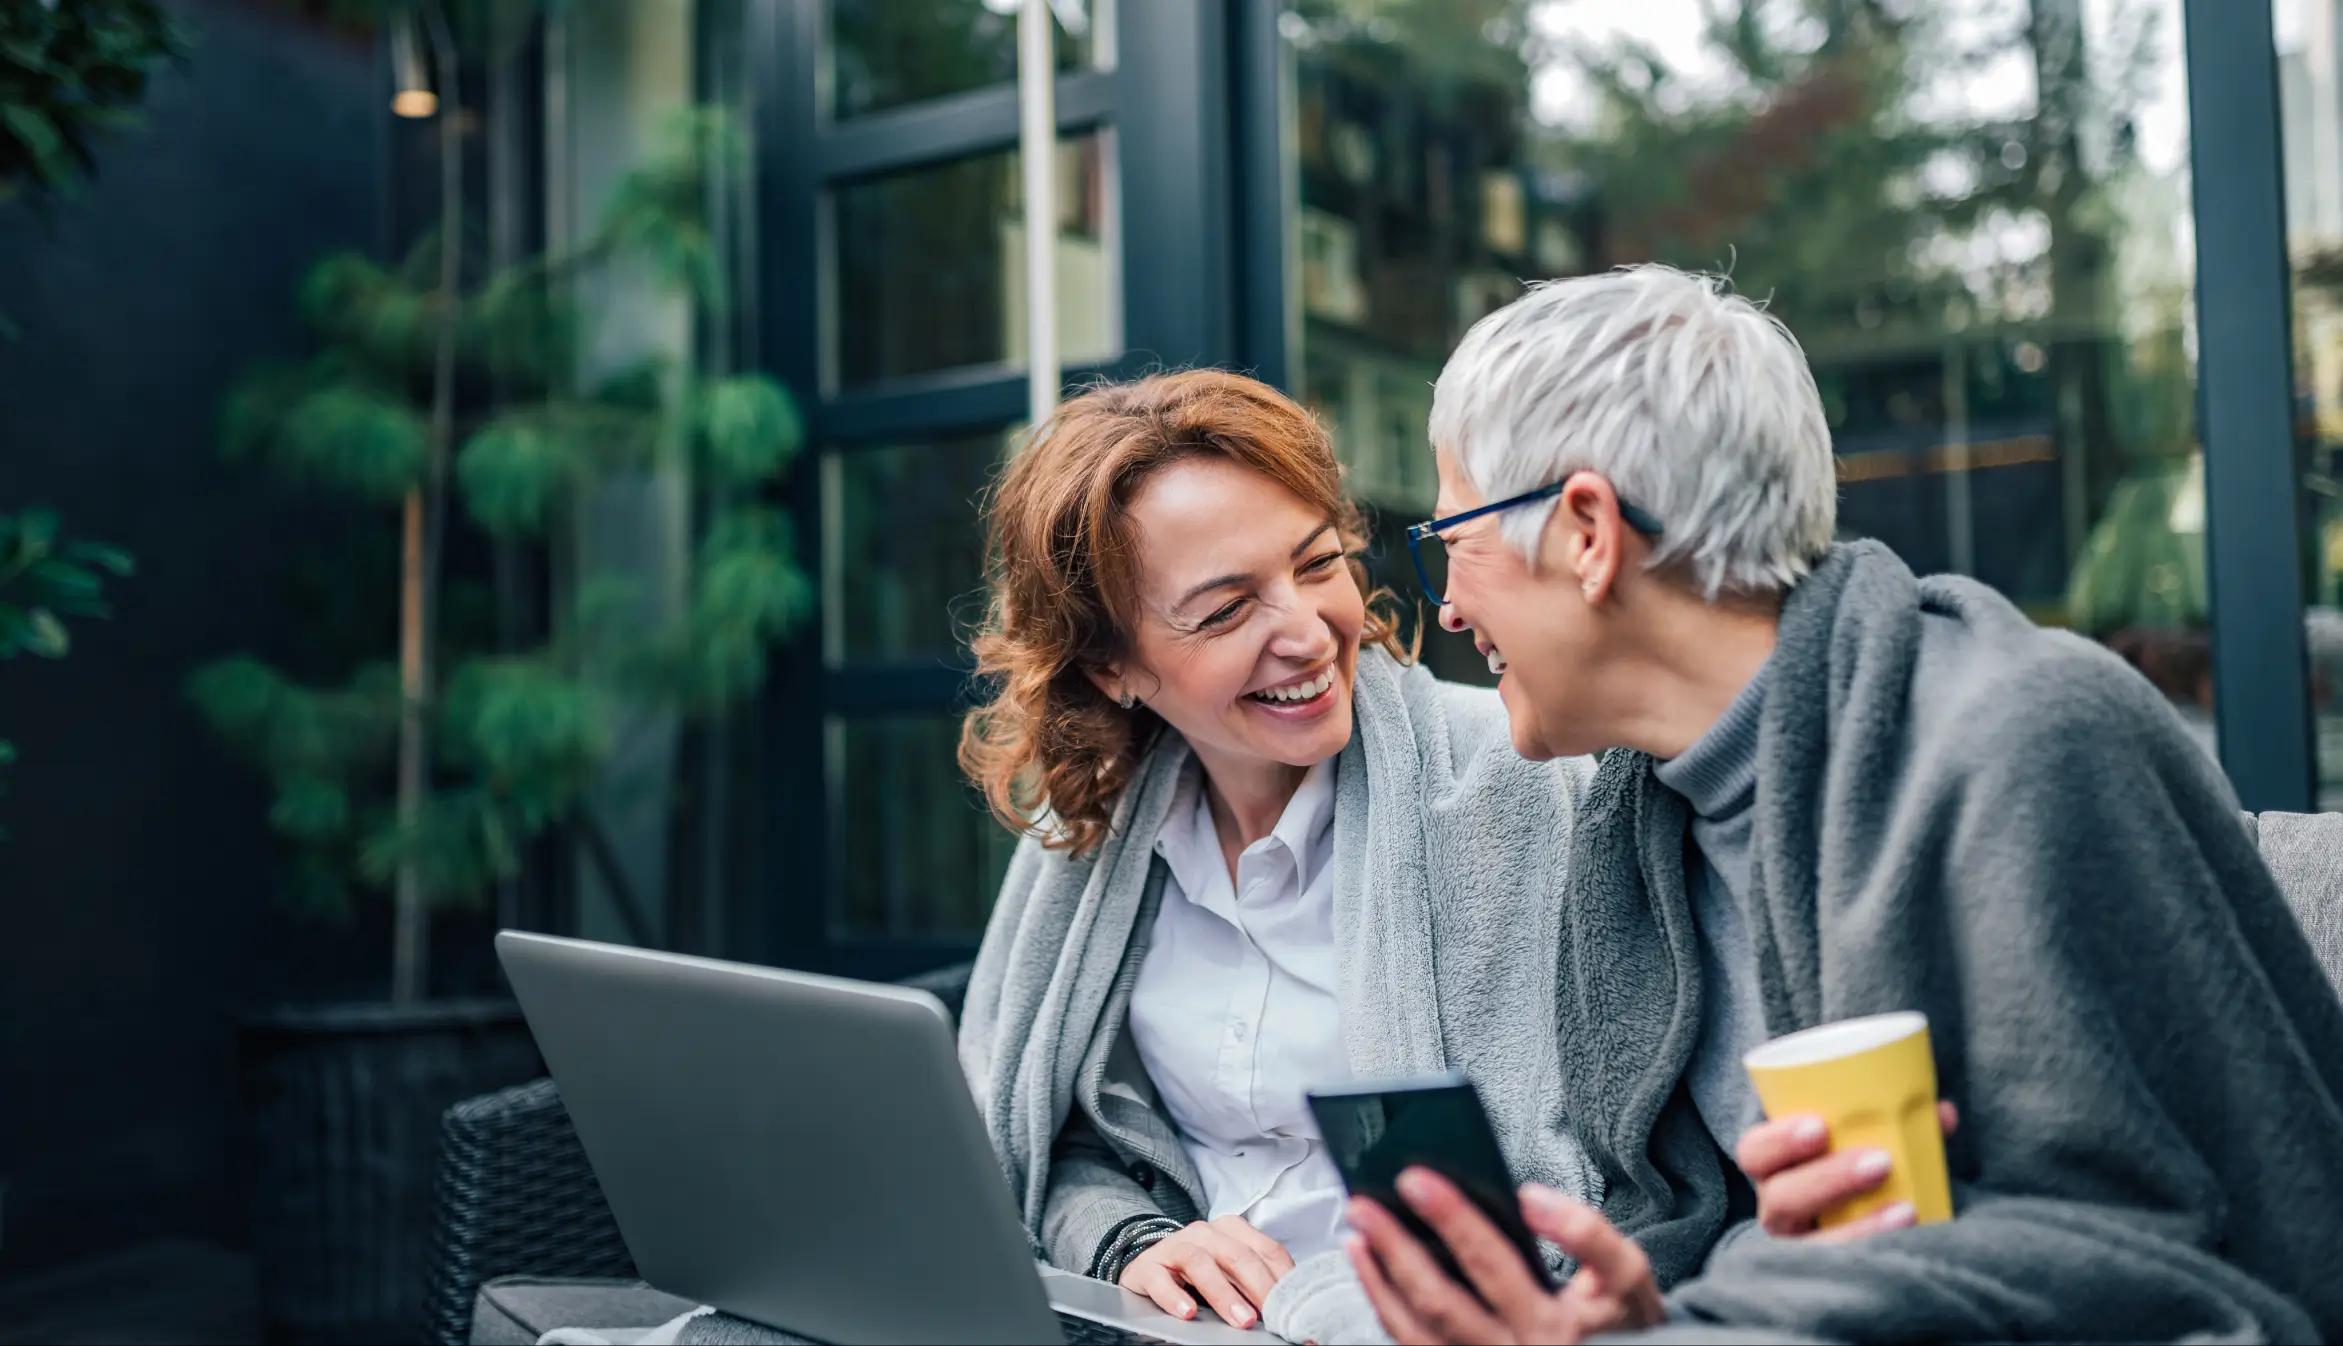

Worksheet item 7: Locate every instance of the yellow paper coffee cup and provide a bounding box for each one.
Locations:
[1742,1011,1952,1229]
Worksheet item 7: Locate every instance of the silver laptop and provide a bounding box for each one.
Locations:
[497,931,1272,1346]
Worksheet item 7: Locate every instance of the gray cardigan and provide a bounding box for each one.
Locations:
[957,649,1599,1338]
[1561,541,2343,1342]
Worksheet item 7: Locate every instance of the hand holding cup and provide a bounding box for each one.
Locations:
[1740,1011,1955,1235]
[1738,1099,1959,1238]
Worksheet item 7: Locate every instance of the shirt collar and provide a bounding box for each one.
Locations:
[1270,758,1338,870]
[1153,755,1339,903]
[1153,760,1220,905]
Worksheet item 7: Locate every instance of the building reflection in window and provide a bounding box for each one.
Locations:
[1282,0,2211,744]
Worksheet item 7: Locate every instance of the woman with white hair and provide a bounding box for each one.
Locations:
[1344,264,2343,1344]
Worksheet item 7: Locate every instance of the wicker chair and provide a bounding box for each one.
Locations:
[422,960,974,1346]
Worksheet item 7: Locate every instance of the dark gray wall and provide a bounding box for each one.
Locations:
[0,0,404,1273]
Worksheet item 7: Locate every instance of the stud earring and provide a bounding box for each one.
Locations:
[1115,690,1136,709]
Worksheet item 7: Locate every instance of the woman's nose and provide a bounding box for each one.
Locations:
[1270,597,1339,660]
[1439,603,1467,633]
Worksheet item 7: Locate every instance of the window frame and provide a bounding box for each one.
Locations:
[2184,0,2316,810]
[744,0,1244,976]
[1234,0,2318,813]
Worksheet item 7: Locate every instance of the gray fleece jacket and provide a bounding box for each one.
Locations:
[1563,541,2343,1343]
[957,648,1599,1342]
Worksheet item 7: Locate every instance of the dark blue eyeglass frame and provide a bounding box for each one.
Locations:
[1403,484,1666,607]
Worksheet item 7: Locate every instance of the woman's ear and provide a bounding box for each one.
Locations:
[1552,471,1624,605]
[1083,663,1132,709]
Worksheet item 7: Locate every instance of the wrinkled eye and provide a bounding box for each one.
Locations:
[1197,599,1246,630]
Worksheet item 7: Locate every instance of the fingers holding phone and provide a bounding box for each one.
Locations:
[1344,1178,1663,1345]
[1305,1074,1556,1292]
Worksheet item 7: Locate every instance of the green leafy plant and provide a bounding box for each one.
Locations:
[193,99,806,1002]
[0,508,134,837]
[0,0,185,200]
[2,0,190,337]
[0,3,170,815]
[0,509,131,657]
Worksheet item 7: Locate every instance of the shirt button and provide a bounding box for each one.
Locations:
[1130,1163,1155,1190]
[1232,1022,1249,1042]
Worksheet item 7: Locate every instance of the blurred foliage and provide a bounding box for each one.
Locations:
[2066,455,2205,636]
[194,103,805,919]
[1286,0,1538,112]
[827,0,1090,119]
[1297,0,2188,626]
[635,506,815,712]
[1527,1,2164,349]
[1,0,167,823]
[0,0,188,206]
[1519,0,2192,629]
[596,107,745,307]
[0,508,131,662]
[0,508,134,838]
[0,0,189,340]
[1294,0,2172,367]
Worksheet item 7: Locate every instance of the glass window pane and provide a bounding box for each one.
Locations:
[2277,0,2343,805]
[831,132,1118,388]
[1282,0,2213,751]
[822,431,1014,665]
[827,714,1021,939]
[828,0,1113,121]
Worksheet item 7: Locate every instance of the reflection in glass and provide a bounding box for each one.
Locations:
[1283,0,2207,737]
[822,431,1013,665]
[828,0,1112,121]
[2277,0,2343,802]
[832,132,1118,387]
[827,714,1020,939]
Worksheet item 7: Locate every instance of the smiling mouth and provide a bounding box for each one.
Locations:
[1247,666,1336,706]
[1471,633,1509,676]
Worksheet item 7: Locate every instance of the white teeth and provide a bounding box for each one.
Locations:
[1255,668,1333,704]
[1486,648,1509,676]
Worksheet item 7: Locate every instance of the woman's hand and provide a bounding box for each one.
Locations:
[1118,1215,1296,1330]
[1735,1101,1959,1240]
[1346,1170,1663,1345]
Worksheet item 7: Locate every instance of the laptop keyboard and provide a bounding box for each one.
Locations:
[1056,1309,1176,1345]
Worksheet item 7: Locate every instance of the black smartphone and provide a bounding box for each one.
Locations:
[1306,1072,1557,1291]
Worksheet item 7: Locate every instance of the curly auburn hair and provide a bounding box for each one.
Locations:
[957,370,1409,858]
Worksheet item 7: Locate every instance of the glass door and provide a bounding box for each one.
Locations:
[745,0,1243,975]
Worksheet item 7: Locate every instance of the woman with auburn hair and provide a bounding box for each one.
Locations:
[955,370,1595,1344]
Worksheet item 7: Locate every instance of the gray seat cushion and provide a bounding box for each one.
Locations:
[470,1276,818,1345]
[470,1277,697,1345]
[2251,810,2343,994]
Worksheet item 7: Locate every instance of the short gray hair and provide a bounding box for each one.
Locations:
[1429,264,1837,597]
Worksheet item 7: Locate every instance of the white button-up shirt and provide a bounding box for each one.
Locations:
[1128,758,1351,1263]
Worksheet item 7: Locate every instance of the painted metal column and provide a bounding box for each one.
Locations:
[1020,0,1060,426]
[2184,0,2316,811]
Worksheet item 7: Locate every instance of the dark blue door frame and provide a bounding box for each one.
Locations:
[2185,0,2316,812]
[743,0,1243,975]
[1229,0,2323,813]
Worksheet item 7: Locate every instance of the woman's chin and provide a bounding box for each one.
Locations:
[1237,684,1351,764]
[1498,678,1561,761]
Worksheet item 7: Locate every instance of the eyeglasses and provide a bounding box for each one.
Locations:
[1403,483,1665,608]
